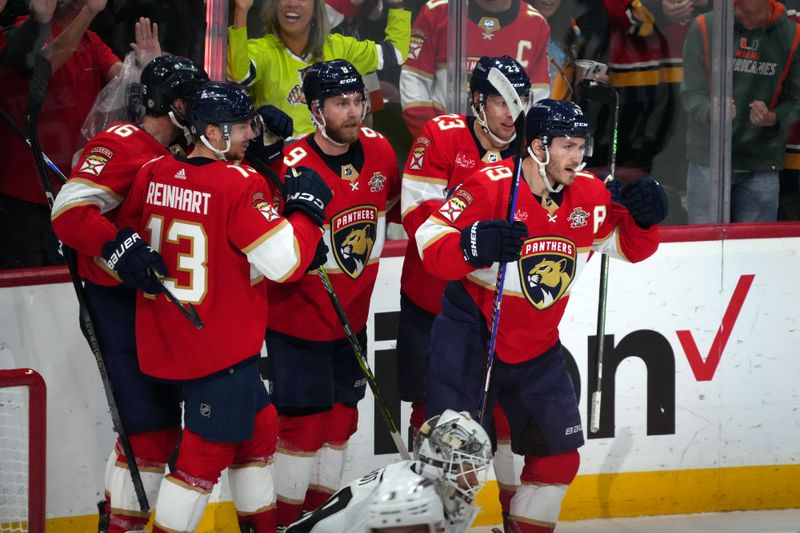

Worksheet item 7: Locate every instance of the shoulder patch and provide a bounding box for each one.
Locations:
[78,146,114,177]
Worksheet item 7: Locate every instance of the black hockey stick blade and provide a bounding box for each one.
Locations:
[152,273,204,329]
[25,54,52,127]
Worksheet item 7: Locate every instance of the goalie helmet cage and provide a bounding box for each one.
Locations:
[0,368,46,533]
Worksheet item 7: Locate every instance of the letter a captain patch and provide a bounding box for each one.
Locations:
[438,197,467,223]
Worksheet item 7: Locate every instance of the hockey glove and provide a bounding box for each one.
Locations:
[307,238,329,273]
[102,228,167,294]
[283,166,333,226]
[610,178,669,229]
[246,105,294,165]
[460,219,528,268]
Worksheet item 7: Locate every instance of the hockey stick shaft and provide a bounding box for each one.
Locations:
[318,267,411,460]
[23,54,150,511]
[0,106,68,183]
[590,87,619,434]
[478,68,526,425]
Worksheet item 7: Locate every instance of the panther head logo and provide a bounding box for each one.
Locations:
[518,237,576,310]
[332,205,378,279]
[527,258,571,307]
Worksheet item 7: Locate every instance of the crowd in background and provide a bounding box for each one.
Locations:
[0,0,798,269]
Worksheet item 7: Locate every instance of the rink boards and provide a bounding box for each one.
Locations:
[1,230,799,529]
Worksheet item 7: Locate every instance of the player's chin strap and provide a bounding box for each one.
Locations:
[526,140,587,194]
[168,108,193,146]
[473,102,516,146]
[311,113,346,148]
[200,134,232,161]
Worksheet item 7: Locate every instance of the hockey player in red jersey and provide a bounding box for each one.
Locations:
[399,55,530,525]
[50,55,208,533]
[265,59,400,528]
[400,0,551,138]
[116,81,331,533]
[416,99,667,532]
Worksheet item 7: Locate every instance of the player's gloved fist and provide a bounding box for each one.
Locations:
[460,219,528,268]
[605,177,623,203]
[612,178,669,229]
[307,238,329,273]
[245,105,294,164]
[283,166,333,226]
[102,228,167,294]
[258,105,293,139]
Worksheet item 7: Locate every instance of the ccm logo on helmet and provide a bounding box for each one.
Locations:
[286,191,325,210]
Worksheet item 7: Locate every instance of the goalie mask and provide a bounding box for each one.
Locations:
[470,55,531,145]
[525,99,591,193]
[366,468,445,533]
[186,81,260,160]
[414,410,492,526]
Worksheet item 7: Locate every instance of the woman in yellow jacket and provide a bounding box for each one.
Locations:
[228,0,410,137]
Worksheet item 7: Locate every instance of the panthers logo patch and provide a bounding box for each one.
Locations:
[331,205,378,279]
[518,237,576,310]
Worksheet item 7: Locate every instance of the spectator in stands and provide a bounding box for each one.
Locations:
[602,0,706,224]
[0,0,160,269]
[227,0,411,137]
[682,0,800,223]
[530,0,609,99]
[0,0,55,70]
[399,0,551,139]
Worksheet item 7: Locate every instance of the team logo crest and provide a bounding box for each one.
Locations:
[518,237,576,310]
[200,403,211,417]
[368,172,386,192]
[438,196,467,223]
[332,205,378,279]
[252,192,280,222]
[409,145,426,170]
[78,153,110,176]
[567,207,589,228]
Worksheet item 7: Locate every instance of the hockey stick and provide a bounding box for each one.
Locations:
[0,106,68,183]
[588,83,619,434]
[256,160,411,459]
[478,68,527,425]
[23,54,151,513]
[317,267,411,460]
[153,275,204,329]
[2,93,203,332]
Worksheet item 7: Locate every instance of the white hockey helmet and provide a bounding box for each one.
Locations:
[366,467,446,533]
[414,409,493,513]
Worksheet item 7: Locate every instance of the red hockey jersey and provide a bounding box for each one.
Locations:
[416,162,659,364]
[400,113,516,314]
[267,128,400,341]
[400,0,550,138]
[118,155,322,380]
[51,123,170,286]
